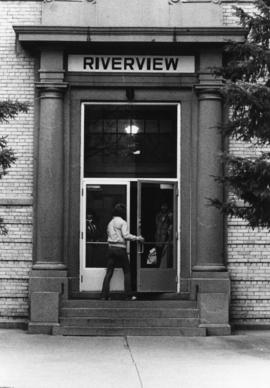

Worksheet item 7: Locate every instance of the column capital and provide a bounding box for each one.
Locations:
[36,82,69,92]
[195,85,223,101]
[39,69,65,84]
[36,82,69,100]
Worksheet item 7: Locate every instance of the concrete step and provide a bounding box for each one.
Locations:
[57,299,203,337]
[53,326,206,336]
[61,307,199,318]
[59,317,200,328]
[62,300,197,309]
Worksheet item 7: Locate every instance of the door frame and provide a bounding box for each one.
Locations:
[80,102,181,292]
[80,179,130,291]
[137,180,178,292]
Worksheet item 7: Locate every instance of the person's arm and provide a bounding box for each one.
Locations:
[121,220,143,241]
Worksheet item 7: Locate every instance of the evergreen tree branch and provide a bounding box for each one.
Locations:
[0,100,29,123]
[0,100,29,234]
[210,0,270,228]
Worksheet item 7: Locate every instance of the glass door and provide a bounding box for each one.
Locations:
[80,181,130,291]
[137,181,178,292]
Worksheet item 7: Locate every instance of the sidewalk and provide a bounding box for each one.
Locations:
[0,329,270,388]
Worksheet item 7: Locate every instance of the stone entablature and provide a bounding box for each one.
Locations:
[41,0,223,28]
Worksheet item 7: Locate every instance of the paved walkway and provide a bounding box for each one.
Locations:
[0,329,270,388]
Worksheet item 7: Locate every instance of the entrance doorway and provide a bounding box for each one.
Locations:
[80,103,180,293]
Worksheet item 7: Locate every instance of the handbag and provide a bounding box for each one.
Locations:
[147,247,157,265]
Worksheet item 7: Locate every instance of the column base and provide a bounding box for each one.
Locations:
[199,324,231,336]
[28,269,68,334]
[29,269,68,297]
[192,271,231,335]
[28,322,60,335]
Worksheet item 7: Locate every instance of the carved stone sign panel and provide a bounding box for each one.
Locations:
[68,55,195,73]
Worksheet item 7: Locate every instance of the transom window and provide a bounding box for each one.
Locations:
[84,104,177,178]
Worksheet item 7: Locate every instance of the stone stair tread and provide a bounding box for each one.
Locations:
[61,307,199,318]
[62,307,199,311]
[56,299,203,336]
[59,317,200,327]
[62,300,197,308]
[53,326,206,336]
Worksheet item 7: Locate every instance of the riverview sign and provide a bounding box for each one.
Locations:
[68,55,195,73]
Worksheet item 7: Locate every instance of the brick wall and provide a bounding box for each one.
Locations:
[227,217,270,325]
[223,2,255,26]
[0,1,41,326]
[227,139,270,326]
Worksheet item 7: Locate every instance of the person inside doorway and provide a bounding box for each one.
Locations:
[101,203,144,300]
[86,211,99,242]
[155,202,173,268]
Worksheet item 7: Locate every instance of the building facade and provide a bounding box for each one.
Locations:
[1,0,269,335]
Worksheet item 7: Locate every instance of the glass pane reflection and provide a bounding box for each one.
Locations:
[85,184,126,268]
[140,183,175,268]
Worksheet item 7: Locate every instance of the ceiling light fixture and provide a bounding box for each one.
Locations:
[125,124,139,135]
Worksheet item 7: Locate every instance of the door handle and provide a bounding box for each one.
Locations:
[138,241,144,254]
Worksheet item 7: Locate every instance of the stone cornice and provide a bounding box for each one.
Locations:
[13,26,246,45]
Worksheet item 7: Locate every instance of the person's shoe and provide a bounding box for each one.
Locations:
[126,296,137,301]
[100,296,111,300]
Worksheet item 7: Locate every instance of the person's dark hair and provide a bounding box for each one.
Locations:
[112,203,126,218]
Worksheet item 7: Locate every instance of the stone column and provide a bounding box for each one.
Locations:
[33,84,68,270]
[193,87,225,272]
[191,86,230,336]
[29,82,68,334]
